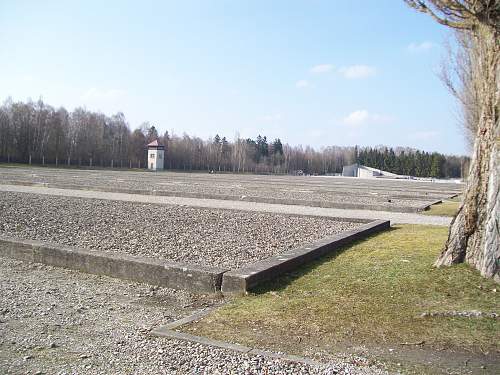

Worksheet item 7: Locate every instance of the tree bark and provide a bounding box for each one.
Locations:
[435,25,499,282]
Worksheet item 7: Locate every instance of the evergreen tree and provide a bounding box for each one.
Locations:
[272,138,283,155]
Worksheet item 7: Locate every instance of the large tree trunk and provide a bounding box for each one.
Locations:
[435,25,499,282]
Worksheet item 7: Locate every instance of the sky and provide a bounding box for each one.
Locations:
[0,0,467,155]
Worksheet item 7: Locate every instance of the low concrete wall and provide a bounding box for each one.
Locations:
[0,236,226,293]
[221,219,390,294]
[0,219,390,295]
[421,199,445,211]
[151,309,324,368]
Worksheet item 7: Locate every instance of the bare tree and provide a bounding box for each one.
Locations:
[405,0,499,281]
[441,32,480,150]
[0,98,467,176]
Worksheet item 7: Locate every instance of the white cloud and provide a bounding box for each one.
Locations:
[295,79,310,88]
[338,65,377,79]
[343,110,370,126]
[310,64,334,74]
[407,41,434,53]
[261,113,282,122]
[81,88,126,101]
[342,110,393,127]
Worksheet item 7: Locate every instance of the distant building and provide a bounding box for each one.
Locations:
[342,163,399,178]
[147,140,165,171]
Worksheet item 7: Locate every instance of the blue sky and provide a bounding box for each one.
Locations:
[0,0,466,155]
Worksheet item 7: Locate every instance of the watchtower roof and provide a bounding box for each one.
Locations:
[147,139,165,149]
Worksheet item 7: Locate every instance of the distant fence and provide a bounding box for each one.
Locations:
[0,156,145,170]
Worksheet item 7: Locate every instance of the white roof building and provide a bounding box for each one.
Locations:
[342,163,399,178]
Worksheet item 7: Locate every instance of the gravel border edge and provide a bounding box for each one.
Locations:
[221,219,391,294]
[151,308,326,368]
[0,236,227,293]
[0,219,390,295]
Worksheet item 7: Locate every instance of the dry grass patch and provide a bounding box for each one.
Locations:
[423,198,460,217]
[185,225,499,373]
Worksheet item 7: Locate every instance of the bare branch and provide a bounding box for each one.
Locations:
[404,0,475,29]
[404,0,500,30]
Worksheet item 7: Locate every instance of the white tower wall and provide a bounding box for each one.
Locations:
[148,148,164,171]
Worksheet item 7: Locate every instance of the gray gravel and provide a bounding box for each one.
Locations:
[0,184,454,226]
[0,191,361,269]
[0,166,461,210]
[0,258,390,374]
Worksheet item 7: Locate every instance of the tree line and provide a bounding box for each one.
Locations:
[0,98,467,178]
[356,147,469,179]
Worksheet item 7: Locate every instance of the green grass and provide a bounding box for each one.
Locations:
[423,200,460,217]
[186,225,499,373]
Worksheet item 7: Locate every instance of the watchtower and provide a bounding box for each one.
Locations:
[147,140,165,171]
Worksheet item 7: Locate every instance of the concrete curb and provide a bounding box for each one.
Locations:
[0,180,437,213]
[421,199,444,211]
[221,219,390,294]
[0,236,226,293]
[151,309,326,368]
[0,219,390,295]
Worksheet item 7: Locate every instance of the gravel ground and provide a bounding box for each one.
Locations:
[0,191,361,269]
[0,184,453,226]
[0,258,391,375]
[0,167,461,210]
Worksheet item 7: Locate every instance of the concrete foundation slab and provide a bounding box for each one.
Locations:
[0,236,226,293]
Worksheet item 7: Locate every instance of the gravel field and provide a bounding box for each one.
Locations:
[0,184,454,226]
[0,191,361,269]
[0,258,390,375]
[0,167,461,210]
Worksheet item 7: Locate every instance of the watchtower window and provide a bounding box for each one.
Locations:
[150,153,155,159]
